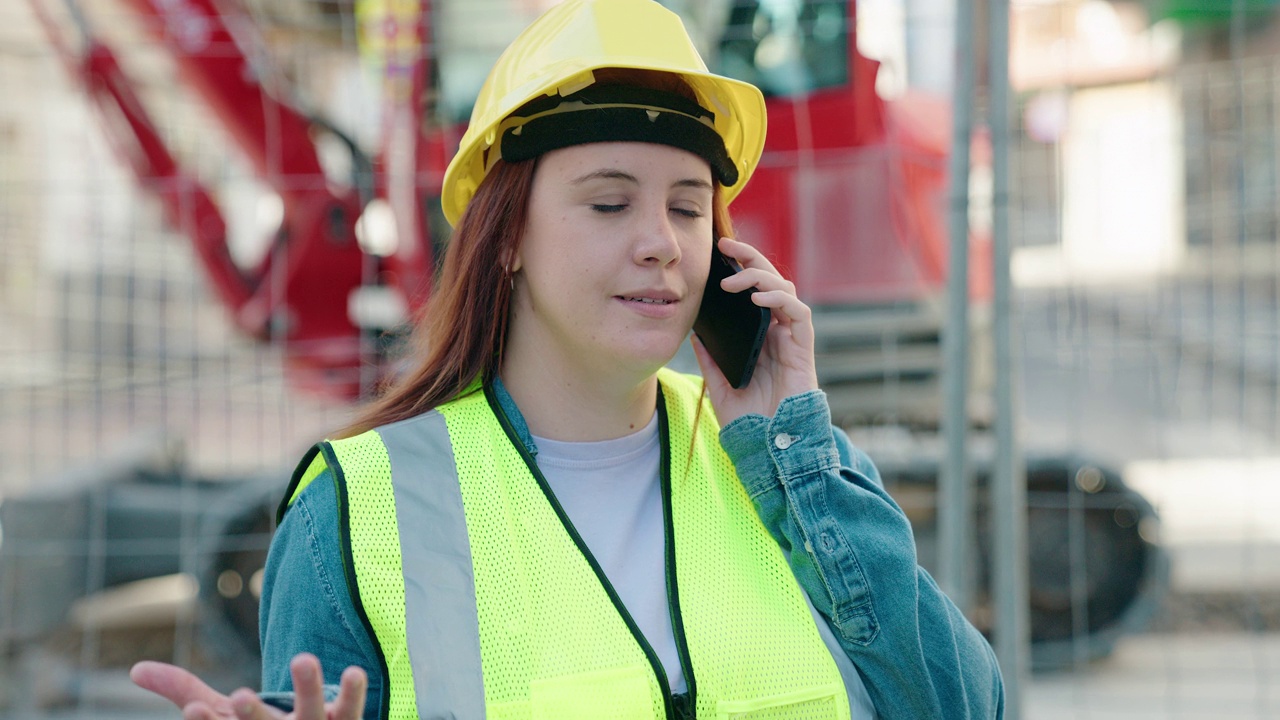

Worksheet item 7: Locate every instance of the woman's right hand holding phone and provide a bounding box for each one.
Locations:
[131,653,366,720]
[693,236,820,427]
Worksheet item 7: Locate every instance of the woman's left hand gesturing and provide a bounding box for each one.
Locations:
[692,236,819,427]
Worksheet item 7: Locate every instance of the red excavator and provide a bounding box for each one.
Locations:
[8,0,1164,675]
[30,0,969,406]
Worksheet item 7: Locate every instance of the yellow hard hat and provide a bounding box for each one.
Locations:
[440,0,767,226]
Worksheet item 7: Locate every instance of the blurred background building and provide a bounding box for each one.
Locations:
[1,0,1279,718]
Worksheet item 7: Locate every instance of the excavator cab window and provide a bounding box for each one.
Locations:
[713,0,849,97]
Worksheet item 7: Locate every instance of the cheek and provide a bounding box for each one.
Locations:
[686,238,713,290]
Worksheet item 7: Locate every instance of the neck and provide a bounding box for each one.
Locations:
[499,351,660,442]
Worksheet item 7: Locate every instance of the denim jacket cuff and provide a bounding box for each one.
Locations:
[258,686,341,713]
[766,390,840,480]
[719,412,774,498]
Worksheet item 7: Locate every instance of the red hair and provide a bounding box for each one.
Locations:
[336,159,535,437]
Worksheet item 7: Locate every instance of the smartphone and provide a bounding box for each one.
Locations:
[693,246,771,389]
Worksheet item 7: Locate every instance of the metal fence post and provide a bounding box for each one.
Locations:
[940,0,976,615]
[987,0,1030,715]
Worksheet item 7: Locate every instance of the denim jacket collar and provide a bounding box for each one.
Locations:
[491,375,539,459]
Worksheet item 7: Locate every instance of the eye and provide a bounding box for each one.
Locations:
[590,203,628,214]
[670,206,703,219]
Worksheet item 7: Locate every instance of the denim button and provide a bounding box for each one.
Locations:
[773,433,794,450]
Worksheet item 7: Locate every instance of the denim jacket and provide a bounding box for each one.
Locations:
[259,380,1004,719]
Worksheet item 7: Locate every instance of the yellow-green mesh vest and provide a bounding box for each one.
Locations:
[285,369,851,720]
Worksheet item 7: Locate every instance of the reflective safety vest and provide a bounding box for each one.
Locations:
[283,369,854,720]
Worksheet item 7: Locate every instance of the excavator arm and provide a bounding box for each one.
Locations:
[29,0,399,397]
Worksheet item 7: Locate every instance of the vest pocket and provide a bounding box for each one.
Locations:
[529,665,655,720]
[716,683,848,720]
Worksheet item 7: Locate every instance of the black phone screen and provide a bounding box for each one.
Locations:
[692,247,772,388]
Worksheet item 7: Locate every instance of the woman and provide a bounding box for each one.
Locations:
[133,1,1003,718]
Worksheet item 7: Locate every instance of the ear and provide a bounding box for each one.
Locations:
[502,249,522,274]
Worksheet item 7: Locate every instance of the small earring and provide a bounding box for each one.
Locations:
[505,266,514,291]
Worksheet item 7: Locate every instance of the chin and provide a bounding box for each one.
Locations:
[612,336,685,376]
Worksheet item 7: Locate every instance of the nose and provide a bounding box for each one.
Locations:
[632,204,682,267]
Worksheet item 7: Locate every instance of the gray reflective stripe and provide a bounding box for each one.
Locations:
[378,411,487,720]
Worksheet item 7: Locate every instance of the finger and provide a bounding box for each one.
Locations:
[227,688,284,720]
[720,267,795,295]
[181,701,219,720]
[330,666,369,720]
[717,237,783,276]
[289,654,326,720]
[750,290,813,330]
[132,661,233,716]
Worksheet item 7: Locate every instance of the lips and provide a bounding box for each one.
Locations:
[615,290,682,318]
[616,288,680,304]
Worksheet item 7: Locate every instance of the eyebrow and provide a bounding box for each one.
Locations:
[570,169,713,192]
